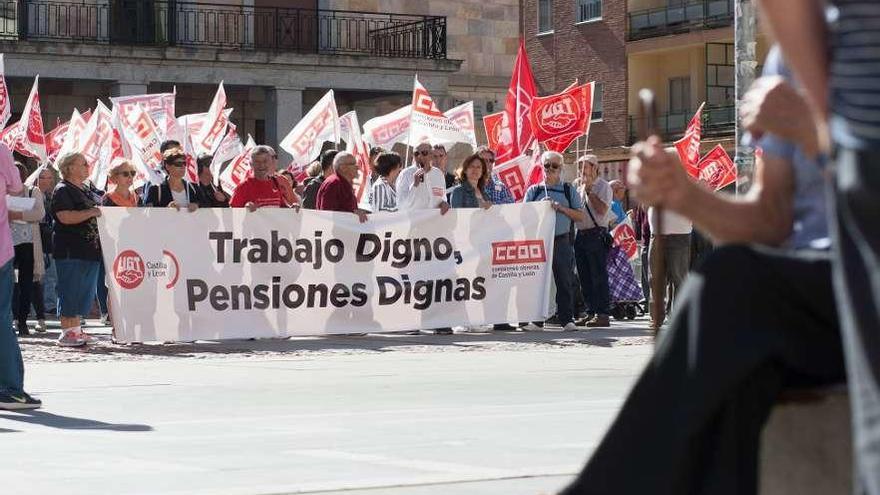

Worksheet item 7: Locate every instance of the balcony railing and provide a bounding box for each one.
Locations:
[627,104,735,145]
[627,0,733,41]
[0,0,447,59]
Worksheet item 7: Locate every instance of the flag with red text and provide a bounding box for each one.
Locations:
[673,102,704,177]
[529,82,594,153]
[408,77,472,147]
[280,90,339,167]
[696,144,736,190]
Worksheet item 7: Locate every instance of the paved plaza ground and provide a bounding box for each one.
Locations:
[1,320,654,495]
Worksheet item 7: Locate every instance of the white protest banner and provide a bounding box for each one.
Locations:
[280,90,339,166]
[362,104,411,149]
[218,135,256,194]
[408,77,472,147]
[193,82,229,155]
[338,110,372,204]
[20,76,47,163]
[0,54,10,130]
[98,203,554,342]
[442,101,477,149]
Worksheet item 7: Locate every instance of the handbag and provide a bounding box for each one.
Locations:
[583,191,614,250]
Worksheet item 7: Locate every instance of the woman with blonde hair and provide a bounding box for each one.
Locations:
[51,152,103,347]
[101,159,141,207]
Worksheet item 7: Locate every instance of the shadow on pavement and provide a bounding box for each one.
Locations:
[0,410,152,431]
[20,321,654,361]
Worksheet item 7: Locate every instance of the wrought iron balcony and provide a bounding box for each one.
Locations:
[0,0,447,59]
[627,0,733,41]
[627,105,735,145]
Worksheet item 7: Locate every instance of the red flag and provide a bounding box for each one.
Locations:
[483,111,515,161]
[529,82,594,153]
[0,55,10,130]
[20,76,47,163]
[502,39,538,161]
[611,216,639,261]
[673,103,704,177]
[45,120,70,163]
[696,145,736,190]
[0,122,25,156]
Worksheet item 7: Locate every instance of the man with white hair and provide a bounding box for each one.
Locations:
[317,151,368,223]
[230,145,295,211]
[395,141,450,214]
[572,154,613,328]
[522,151,586,332]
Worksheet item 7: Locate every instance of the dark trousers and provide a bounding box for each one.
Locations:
[96,261,109,315]
[560,245,845,495]
[552,236,575,325]
[11,243,34,328]
[30,280,45,320]
[574,229,610,316]
[650,233,691,316]
[832,148,880,495]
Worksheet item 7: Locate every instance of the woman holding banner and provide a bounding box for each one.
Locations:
[449,154,492,210]
[51,152,103,347]
[370,152,403,213]
[144,150,204,210]
[101,159,142,208]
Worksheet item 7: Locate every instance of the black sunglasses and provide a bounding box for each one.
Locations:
[544,162,561,170]
[416,150,432,156]
[167,161,186,168]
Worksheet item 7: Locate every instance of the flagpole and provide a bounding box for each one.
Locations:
[404,144,411,168]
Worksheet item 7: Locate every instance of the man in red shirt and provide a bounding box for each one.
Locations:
[229,145,296,211]
[316,151,368,223]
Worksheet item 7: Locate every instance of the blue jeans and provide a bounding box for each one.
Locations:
[552,236,576,324]
[0,260,25,395]
[575,228,610,316]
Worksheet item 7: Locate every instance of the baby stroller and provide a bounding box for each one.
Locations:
[607,245,644,321]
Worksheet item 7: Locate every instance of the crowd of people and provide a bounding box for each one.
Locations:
[1,133,653,358]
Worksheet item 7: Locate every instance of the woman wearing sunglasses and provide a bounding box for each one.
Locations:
[101,159,142,207]
[144,149,204,210]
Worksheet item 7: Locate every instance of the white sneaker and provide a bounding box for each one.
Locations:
[563,322,579,332]
[57,330,87,347]
[101,314,111,326]
[452,325,469,333]
[78,330,98,344]
[521,323,543,332]
[34,320,47,333]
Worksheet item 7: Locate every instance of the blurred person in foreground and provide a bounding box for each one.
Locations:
[756,4,880,490]
[559,46,845,495]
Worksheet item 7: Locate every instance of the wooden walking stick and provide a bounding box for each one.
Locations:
[636,89,666,334]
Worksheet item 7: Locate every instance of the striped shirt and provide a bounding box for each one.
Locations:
[370,176,397,213]
[830,1,880,148]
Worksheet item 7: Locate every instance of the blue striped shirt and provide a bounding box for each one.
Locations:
[830,1,880,149]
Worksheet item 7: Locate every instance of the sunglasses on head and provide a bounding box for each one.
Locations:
[116,171,136,178]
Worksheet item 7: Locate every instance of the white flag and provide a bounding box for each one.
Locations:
[338,111,372,204]
[219,135,256,195]
[442,101,477,149]
[210,124,243,182]
[362,104,411,149]
[193,82,229,156]
[0,54,11,130]
[119,105,165,186]
[279,90,339,166]
[408,77,472,147]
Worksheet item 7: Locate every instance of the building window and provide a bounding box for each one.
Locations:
[592,82,604,120]
[538,0,553,34]
[668,77,691,114]
[576,0,602,23]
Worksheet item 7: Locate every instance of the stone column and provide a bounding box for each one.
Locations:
[266,87,304,164]
[111,82,149,97]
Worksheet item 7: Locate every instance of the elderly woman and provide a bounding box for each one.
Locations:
[449,154,492,210]
[9,163,46,336]
[144,149,203,210]
[608,180,627,228]
[102,159,142,207]
[51,152,103,347]
[370,152,403,213]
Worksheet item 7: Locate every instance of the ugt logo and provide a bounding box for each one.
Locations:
[113,250,145,290]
